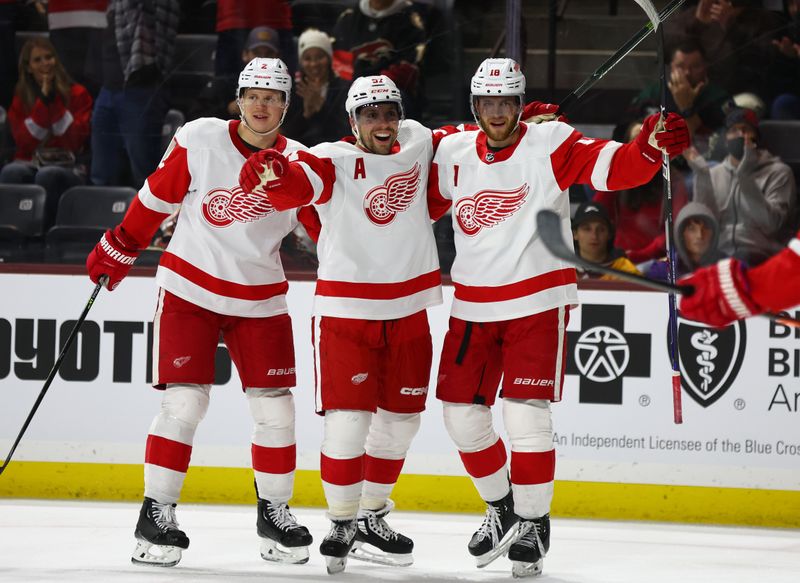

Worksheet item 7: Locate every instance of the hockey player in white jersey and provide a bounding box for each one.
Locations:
[428,58,691,578]
[85,58,318,568]
[237,74,465,574]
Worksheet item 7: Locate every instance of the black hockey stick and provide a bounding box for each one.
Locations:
[558,0,687,114]
[0,278,106,476]
[536,210,800,328]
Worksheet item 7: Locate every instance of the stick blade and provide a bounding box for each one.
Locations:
[536,209,574,262]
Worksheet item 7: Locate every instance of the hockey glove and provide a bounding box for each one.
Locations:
[86,226,140,291]
[678,258,762,328]
[636,112,691,160]
[522,101,567,124]
[239,149,288,196]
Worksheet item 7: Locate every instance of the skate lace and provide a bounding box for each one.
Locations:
[363,511,401,542]
[267,503,299,531]
[327,520,356,544]
[515,520,542,550]
[475,504,503,545]
[151,502,180,533]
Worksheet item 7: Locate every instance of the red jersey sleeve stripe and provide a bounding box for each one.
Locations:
[427,162,452,221]
[315,270,442,300]
[296,151,336,205]
[144,141,192,205]
[160,252,289,301]
[453,268,576,303]
[550,129,611,192]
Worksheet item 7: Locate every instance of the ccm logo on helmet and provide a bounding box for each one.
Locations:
[400,386,428,396]
[267,368,295,375]
[513,378,554,386]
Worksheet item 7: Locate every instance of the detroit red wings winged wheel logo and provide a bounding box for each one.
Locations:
[455,184,529,236]
[363,163,421,226]
[201,186,276,228]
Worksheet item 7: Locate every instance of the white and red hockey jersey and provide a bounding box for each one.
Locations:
[118,118,314,317]
[429,121,661,322]
[264,119,447,319]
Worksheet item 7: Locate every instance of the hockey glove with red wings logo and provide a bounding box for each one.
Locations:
[678,258,762,328]
[86,226,141,291]
[522,101,568,124]
[636,112,690,160]
[239,149,289,196]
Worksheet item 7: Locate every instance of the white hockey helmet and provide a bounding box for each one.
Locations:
[470,58,526,125]
[237,57,292,103]
[345,75,404,118]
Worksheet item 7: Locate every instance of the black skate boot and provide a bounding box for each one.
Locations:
[319,517,358,574]
[131,497,190,567]
[508,514,551,578]
[469,491,519,568]
[350,500,413,567]
[257,499,313,564]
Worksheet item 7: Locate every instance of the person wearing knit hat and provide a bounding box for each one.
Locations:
[282,28,351,145]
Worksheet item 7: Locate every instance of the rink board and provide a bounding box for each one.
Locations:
[1,273,799,526]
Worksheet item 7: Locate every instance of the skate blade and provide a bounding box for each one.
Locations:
[349,541,413,567]
[512,559,543,578]
[475,522,520,568]
[259,537,310,565]
[325,555,348,575]
[131,539,182,568]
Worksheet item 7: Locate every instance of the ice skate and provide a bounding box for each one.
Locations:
[350,500,413,567]
[508,514,550,578]
[319,517,358,574]
[257,499,313,564]
[469,491,519,568]
[131,497,189,567]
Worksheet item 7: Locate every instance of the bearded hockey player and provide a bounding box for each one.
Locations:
[427,58,691,578]
[85,58,317,568]
[679,232,800,326]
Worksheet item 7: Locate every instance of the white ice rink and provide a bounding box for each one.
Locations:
[1,500,798,583]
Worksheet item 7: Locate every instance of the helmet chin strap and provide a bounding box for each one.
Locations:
[238,100,288,138]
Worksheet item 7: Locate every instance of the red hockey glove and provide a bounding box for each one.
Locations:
[678,258,762,328]
[86,226,140,291]
[636,112,691,161]
[522,101,568,124]
[239,149,289,196]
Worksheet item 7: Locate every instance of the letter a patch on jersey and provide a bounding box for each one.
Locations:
[354,157,366,180]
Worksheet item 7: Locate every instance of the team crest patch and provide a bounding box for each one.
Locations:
[363,163,421,226]
[677,317,747,407]
[173,356,192,368]
[351,372,369,385]
[201,186,275,228]
[454,184,529,236]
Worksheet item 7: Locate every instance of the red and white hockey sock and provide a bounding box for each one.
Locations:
[459,438,510,502]
[248,389,297,504]
[144,384,210,504]
[321,410,371,518]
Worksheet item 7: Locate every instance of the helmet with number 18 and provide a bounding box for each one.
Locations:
[470,58,526,141]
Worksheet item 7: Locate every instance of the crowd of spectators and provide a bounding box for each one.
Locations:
[0,0,798,279]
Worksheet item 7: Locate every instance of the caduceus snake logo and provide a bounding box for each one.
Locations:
[690,329,718,393]
[201,185,276,228]
[454,184,529,236]
[363,163,421,226]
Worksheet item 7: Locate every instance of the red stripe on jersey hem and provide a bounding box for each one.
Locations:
[364,454,405,485]
[160,252,289,301]
[316,270,441,300]
[510,449,555,485]
[453,268,576,303]
[320,453,365,486]
[459,438,507,479]
[145,434,192,473]
[252,443,296,474]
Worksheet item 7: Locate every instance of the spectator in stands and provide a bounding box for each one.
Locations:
[687,107,798,265]
[214,0,294,76]
[768,0,800,120]
[647,202,725,280]
[572,202,641,280]
[47,0,108,97]
[331,0,427,115]
[0,0,17,109]
[189,26,281,121]
[282,29,350,146]
[665,0,785,107]
[90,0,179,188]
[631,39,729,154]
[592,117,689,264]
[0,37,92,227]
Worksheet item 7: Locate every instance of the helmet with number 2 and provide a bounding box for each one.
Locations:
[470,58,525,122]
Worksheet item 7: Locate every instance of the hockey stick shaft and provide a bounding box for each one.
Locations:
[0,279,105,476]
[559,0,686,114]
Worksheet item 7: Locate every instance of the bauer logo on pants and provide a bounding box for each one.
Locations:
[677,318,747,408]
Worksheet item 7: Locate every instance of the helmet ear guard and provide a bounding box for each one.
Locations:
[237,57,292,136]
